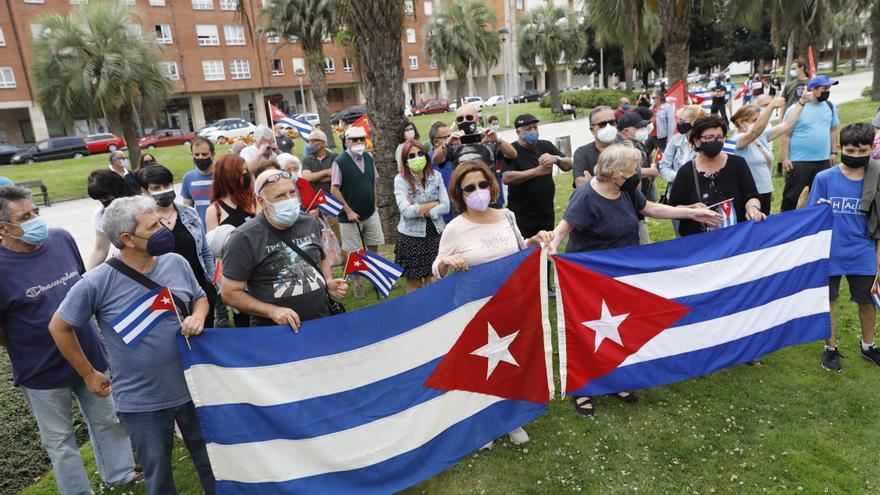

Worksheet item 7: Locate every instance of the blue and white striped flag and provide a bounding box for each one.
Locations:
[111,286,177,348]
[345,250,404,297]
[315,190,343,217]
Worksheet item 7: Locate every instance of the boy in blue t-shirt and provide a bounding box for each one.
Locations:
[807,122,880,372]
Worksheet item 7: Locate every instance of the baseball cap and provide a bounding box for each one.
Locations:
[308,129,327,142]
[807,75,839,90]
[345,126,367,139]
[514,113,539,129]
[617,111,649,130]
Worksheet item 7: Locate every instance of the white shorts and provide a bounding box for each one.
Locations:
[339,210,385,251]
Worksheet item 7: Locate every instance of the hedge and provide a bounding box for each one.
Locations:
[539,89,638,110]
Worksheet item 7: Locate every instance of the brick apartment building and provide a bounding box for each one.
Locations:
[0,0,581,146]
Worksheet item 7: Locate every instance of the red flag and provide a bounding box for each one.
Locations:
[734,81,748,100]
[654,146,664,164]
[554,257,690,394]
[213,260,223,286]
[268,102,286,122]
[665,80,686,115]
[425,248,551,403]
[808,44,817,77]
[150,287,177,313]
[351,113,370,138]
[296,177,318,209]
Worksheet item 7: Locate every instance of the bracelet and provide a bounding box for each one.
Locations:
[797,101,805,106]
[748,204,761,212]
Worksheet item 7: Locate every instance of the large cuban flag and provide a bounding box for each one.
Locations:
[179,247,552,494]
[554,205,832,396]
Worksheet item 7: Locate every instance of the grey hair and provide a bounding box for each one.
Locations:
[103,196,157,249]
[594,143,641,182]
[109,150,123,164]
[0,186,33,223]
[253,124,274,143]
[589,106,613,125]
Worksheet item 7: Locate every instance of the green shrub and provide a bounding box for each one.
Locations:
[539,89,636,110]
[862,86,872,98]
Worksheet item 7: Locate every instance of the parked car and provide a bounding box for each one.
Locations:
[330,105,367,126]
[139,129,197,149]
[462,96,484,111]
[483,95,505,107]
[295,113,320,127]
[83,133,125,154]
[512,89,543,103]
[11,137,90,164]
[412,99,450,116]
[198,120,256,143]
[0,143,27,165]
[199,118,245,135]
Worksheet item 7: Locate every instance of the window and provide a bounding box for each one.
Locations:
[69,0,88,5]
[272,59,284,76]
[424,1,432,15]
[154,24,172,44]
[408,56,419,70]
[120,0,136,5]
[342,57,353,73]
[196,25,220,46]
[192,0,213,9]
[30,23,47,39]
[288,35,299,43]
[322,33,331,43]
[0,68,16,89]
[149,0,165,5]
[230,58,251,79]
[292,57,305,75]
[159,61,179,80]
[219,0,237,10]
[324,57,335,73]
[224,25,245,45]
[265,31,280,43]
[404,0,414,15]
[516,0,523,9]
[429,58,437,70]
[202,60,225,81]
[24,0,45,3]
[406,28,416,43]
[0,27,5,47]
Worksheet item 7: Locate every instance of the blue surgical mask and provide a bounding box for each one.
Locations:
[622,103,630,110]
[270,198,301,227]
[120,158,130,168]
[4,217,49,245]
[490,124,501,132]
[789,69,798,78]
[521,130,540,146]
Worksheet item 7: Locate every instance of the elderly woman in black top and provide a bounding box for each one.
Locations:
[667,115,766,236]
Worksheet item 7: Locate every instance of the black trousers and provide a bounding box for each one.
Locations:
[759,192,772,215]
[781,160,830,212]
[514,212,556,239]
[710,103,728,122]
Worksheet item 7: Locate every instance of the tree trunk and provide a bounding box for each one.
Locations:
[346,0,405,241]
[547,66,561,113]
[783,31,796,86]
[849,37,857,72]
[305,50,336,149]
[622,48,634,92]
[832,40,839,73]
[874,1,880,101]
[453,65,468,107]
[659,0,692,88]
[116,108,141,169]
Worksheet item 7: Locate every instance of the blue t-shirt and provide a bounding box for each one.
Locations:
[180,169,214,225]
[732,129,774,194]
[807,166,876,276]
[0,229,108,389]
[563,181,646,253]
[59,253,205,412]
[784,101,839,162]
[0,176,13,186]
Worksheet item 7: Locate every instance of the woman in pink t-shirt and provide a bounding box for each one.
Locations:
[431,160,552,449]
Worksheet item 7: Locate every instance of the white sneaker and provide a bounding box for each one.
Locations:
[480,440,494,450]
[508,426,529,445]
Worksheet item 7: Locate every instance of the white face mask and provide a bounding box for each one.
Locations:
[635,127,650,144]
[596,124,618,144]
[350,143,366,156]
[404,129,415,140]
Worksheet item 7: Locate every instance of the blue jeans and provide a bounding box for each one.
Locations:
[20,384,137,495]
[116,401,215,495]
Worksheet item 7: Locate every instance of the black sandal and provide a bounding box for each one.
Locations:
[615,391,639,404]
[572,395,595,416]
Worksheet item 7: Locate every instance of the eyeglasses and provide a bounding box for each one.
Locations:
[593,120,616,128]
[407,151,425,159]
[698,135,725,143]
[258,171,292,192]
[462,180,490,193]
[455,114,476,123]
[348,137,366,143]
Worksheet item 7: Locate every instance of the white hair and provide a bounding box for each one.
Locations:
[103,196,157,249]
[253,124,274,143]
[276,153,301,172]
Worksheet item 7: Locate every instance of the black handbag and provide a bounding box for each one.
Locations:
[265,226,346,316]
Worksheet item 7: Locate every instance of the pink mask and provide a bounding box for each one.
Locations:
[465,188,491,212]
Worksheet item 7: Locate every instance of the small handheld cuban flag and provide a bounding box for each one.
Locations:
[315,190,344,217]
[344,249,404,297]
[871,272,880,309]
[722,138,738,155]
[716,198,737,229]
[110,286,177,348]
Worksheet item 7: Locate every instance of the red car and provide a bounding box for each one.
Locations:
[412,99,450,115]
[138,129,197,149]
[83,133,125,154]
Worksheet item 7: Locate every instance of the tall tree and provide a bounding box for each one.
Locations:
[653,0,694,88]
[586,0,651,91]
[517,5,587,113]
[263,0,339,148]
[339,0,406,239]
[30,1,171,165]
[423,0,501,103]
[871,0,880,100]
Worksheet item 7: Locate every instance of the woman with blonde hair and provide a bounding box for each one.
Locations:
[658,104,706,187]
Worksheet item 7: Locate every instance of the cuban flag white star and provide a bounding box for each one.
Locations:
[470,323,520,380]
[161,297,172,305]
[582,299,629,351]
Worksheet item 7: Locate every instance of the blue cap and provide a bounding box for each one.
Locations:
[807,75,839,90]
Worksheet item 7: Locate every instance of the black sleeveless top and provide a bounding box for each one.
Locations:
[218,200,252,228]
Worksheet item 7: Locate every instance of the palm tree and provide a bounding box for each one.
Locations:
[517,5,587,113]
[653,0,694,88]
[338,0,406,240]
[30,1,171,165]
[585,0,649,92]
[423,0,501,104]
[871,1,880,101]
[263,0,339,148]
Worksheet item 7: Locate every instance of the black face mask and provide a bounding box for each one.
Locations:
[619,172,640,191]
[151,190,176,208]
[459,121,478,135]
[194,157,213,171]
[699,140,724,158]
[676,122,692,134]
[242,173,252,189]
[841,154,869,169]
[817,91,831,102]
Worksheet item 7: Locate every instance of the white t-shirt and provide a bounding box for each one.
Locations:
[431,210,525,278]
[92,205,119,257]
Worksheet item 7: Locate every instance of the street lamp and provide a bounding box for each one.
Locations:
[498,27,511,128]
[295,67,306,113]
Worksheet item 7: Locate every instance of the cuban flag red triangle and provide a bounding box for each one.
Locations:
[554,257,691,394]
[424,247,552,404]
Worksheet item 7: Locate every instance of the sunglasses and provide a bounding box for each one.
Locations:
[258,171,293,192]
[348,137,366,142]
[462,180,490,193]
[407,151,425,159]
[593,120,616,128]
[455,115,476,123]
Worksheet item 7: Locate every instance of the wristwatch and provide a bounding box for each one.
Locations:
[555,156,562,166]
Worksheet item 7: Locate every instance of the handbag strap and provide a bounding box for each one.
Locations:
[105,257,190,318]
[503,209,526,251]
[690,159,703,204]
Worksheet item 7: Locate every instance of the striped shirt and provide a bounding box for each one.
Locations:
[181,169,213,225]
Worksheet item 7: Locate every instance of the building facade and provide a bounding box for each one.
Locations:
[0,0,580,146]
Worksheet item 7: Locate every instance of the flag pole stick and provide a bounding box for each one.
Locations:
[356,222,382,300]
[305,191,321,211]
[169,296,192,350]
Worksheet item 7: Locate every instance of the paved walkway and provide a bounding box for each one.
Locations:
[40,70,875,260]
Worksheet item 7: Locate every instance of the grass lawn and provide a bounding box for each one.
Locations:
[8,98,880,495]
